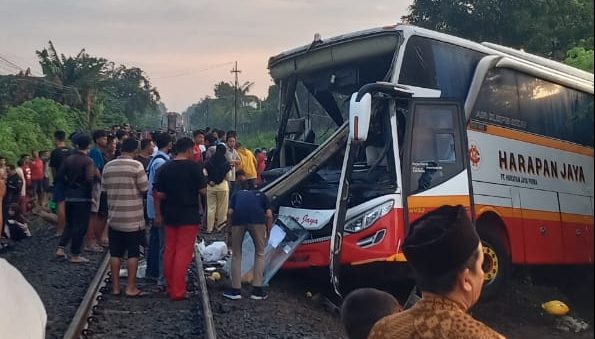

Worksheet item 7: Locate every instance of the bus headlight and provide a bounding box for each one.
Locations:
[344,201,394,233]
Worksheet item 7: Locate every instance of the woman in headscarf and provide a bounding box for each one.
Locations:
[203,144,232,233]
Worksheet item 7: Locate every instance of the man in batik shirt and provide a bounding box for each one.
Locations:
[368,205,505,339]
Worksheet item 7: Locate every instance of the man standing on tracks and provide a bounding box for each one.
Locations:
[49,130,72,236]
[368,205,505,339]
[55,134,99,263]
[145,132,172,291]
[88,129,109,252]
[223,174,273,300]
[154,137,206,300]
[102,138,148,296]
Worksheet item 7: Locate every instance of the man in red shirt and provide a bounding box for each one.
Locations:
[30,150,46,210]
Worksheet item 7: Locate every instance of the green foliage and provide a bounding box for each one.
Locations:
[239,131,276,151]
[185,82,279,149]
[0,98,77,163]
[404,0,595,60]
[564,47,595,73]
[0,41,163,131]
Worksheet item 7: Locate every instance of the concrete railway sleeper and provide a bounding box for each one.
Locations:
[62,245,216,339]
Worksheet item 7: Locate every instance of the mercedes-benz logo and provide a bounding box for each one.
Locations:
[290,192,303,207]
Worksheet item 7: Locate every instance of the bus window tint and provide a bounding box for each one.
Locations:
[398,36,485,99]
[409,104,463,193]
[473,68,594,147]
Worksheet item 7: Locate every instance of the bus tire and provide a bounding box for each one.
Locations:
[478,226,511,300]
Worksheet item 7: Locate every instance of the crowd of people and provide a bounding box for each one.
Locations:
[0,124,273,301]
[0,123,506,338]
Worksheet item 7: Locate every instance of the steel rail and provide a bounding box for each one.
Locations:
[62,254,111,339]
[194,244,217,339]
[62,247,215,339]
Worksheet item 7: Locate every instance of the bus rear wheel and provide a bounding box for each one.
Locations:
[479,227,511,300]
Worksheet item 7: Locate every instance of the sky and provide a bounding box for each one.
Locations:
[0,0,412,113]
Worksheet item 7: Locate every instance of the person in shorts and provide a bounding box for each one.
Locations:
[49,130,72,236]
[101,138,148,297]
[88,130,109,251]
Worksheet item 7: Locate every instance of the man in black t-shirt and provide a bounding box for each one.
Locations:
[154,137,206,301]
[49,130,71,236]
[223,173,273,301]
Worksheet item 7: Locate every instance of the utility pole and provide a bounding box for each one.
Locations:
[230,61,241,131]
[205,99,209,127]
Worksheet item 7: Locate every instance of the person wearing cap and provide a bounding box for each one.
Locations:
[368,205,505,339]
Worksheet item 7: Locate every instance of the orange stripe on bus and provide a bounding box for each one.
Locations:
[475,204,593,224]
[471,124,594,157]
[561,213,594,224]
[521,209,563,222]
[408,195,470,208]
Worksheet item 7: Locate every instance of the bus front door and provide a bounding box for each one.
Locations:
[402,100,474,228]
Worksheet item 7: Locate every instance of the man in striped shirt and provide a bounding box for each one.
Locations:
[101,138,149,297]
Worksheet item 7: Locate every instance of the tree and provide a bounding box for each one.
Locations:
[34,42,162,131]
[36,41,109,130]
[104,65,160,125]
[403,0,595,60]
[564,47,594,72]
[0,98,78,162]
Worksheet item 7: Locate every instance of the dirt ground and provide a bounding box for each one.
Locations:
[0,219,104,338]
[3,221,592,339]
[473,266,594,339]
[204,233,593,339]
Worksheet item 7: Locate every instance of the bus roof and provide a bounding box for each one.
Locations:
[268,24,594,87]
[482,42,594,83]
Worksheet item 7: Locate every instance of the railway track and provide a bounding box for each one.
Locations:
[62,245,216,339]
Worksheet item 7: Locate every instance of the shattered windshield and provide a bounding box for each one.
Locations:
[274,47,397,163]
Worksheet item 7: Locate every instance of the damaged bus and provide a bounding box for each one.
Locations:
[262,24,594,297]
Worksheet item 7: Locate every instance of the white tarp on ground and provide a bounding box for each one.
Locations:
[0,258,47,339]
[225,215,308,285]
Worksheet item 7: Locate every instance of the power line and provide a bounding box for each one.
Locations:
[152,61,233,80]
[0,54,43,77]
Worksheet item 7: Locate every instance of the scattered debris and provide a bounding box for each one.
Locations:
[118,259,146,278]
[555,315,590,333]
[199,241,228,262]
[208,272,221,281]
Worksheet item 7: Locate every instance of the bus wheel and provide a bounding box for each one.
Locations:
[479,227,511,299]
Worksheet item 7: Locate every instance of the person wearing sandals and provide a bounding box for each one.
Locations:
[55,134,99,263]
[101,138,149,297]
[154,137,207,301]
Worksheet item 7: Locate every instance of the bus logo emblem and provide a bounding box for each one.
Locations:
[469,142,481,170]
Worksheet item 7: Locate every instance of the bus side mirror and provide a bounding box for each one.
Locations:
[349,92,372,141]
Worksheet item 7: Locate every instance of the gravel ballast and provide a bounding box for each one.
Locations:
[0,219,103,338]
